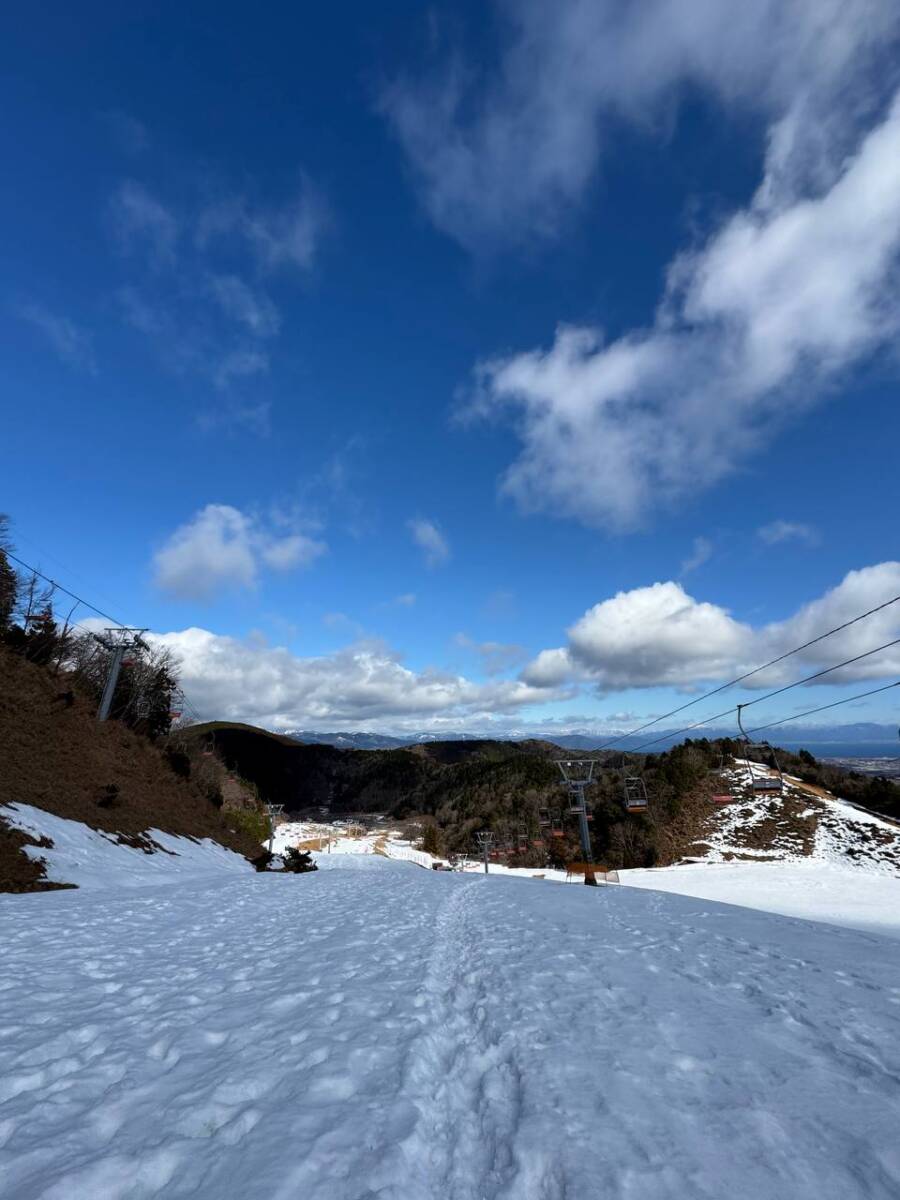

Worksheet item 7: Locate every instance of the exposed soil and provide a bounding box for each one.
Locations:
[0,648,261,891]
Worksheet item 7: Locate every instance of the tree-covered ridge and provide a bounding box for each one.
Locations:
[188,723,900,871]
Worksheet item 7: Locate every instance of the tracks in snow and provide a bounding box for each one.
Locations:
[400,879,539,1200]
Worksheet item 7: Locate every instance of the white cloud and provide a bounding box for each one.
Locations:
[680,537,713,576]
[153,504,325,601]
[152,628,567,729]
[468,94,900,527]
[384,0,897,252]
[16,303,96,373]
[521,563,900,692]
[519,647,574,689]
[408,517,450,567]
[395,592,417,607]
[757,563,900,683]
[565,581,749,690]
[109,180,178,267]
[758,520,819,546]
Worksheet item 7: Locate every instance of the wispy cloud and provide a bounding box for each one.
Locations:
[757,520,819,546]
[109,180,178,268]
[16,302,96,374]
[195,178,330,275]
[384,0,897,253]
[680,536,713,576]
[408,517,450,567]
[455,632,526,676]
[108,173,329,429]
[101,110,149,155]
[205,274,281,338]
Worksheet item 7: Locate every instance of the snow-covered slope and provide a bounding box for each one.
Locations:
[2,803,252,890]
[623,860,900,938]
[3,857,900,1198]
[621,761,900,936]
[686,760,900,870]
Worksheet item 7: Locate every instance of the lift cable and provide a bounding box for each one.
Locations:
[594,592,900,753]
[745,680,900,736]
[5,549,205,724]
[624,637,900,754]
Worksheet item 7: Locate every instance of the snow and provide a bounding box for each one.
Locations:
[622,860,900,939]
[274,821,576,880]
[3,855,900,1198]
[2,803,251,890]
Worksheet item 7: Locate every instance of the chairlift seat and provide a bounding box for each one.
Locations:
[623,776,649,811]
[752,777,783,793]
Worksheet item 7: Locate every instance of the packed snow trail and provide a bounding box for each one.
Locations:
[2,859,900,1198]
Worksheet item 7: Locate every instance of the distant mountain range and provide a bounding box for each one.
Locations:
[282,723,900,753]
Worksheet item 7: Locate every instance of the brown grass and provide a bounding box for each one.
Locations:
[0,648,260,891]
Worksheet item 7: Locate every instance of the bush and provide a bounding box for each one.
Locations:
[421,821,443,856]
[282,847,318,874]
[228,807,271,845]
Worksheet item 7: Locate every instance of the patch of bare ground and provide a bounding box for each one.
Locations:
[0,647,261,891]
[0,823,75,893]
[656,773,821,864]
[728,794,820,857]
[654,776,724,865]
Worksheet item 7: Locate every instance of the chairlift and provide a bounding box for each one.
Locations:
[538,807,551,827]
[550,813,564,837]
[737,705,784,794]
[623,776,649,812]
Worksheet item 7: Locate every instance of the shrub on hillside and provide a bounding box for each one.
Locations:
[227,807,271,845]
[282,847,318,874]
[421,821,442,856]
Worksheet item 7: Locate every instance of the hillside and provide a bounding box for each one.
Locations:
[185,722,900,872]
[0,649,262,891]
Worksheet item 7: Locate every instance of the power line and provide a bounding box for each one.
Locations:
[746,680,900,736]
[10,530,133,624]
[625,637,900,753]
[5,551,129,629]
[596,592,900,752]
[5,549,206,722]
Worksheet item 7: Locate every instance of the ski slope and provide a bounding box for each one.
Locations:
[622,860,900,939]
[3,857,900,1199]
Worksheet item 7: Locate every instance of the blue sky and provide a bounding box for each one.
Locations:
[3,2,900,735]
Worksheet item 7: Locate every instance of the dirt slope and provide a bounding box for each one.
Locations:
[0,650,260,891]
